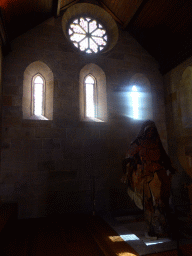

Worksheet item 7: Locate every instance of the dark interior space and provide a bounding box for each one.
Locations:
[1,0,192,255]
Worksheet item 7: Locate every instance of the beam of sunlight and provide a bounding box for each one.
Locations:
[120,234,140,241]
[131,85,139,119]
[144,238,171,246]
[109,236,122,242]
[109,234,140,242]
[108,234,141,255]
[113,85,153,120]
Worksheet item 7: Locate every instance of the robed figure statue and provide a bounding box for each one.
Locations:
[122,120,176,239]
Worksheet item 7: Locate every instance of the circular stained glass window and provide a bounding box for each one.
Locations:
[68,17,108,54]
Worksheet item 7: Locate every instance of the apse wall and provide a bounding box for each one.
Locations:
[1,15,166,218]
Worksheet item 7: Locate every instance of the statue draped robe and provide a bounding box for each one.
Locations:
[124,135,173,236]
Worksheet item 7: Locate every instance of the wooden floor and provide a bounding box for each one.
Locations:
[1,213,139,256]
[1,213,192,256]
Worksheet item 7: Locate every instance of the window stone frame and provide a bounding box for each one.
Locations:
[62,3,118,54]
[80,63,107,122]
[22,61,54,120]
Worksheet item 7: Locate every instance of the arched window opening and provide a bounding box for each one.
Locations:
[33,75,45,116]
[79,63,107,122]
[127,83,152,120]
[129,74,152,120]
[22,61,54,120]
[85,75,96,118]
[115,74,152,120]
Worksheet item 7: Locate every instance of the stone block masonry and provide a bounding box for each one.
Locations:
[1,16,166,219]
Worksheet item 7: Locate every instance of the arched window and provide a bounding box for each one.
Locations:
[116,74,152,120]
[84,75,96,118]
[22,61,54,120]
[129,74,152,120]
[80,63,107,122]
[32,74,45,116]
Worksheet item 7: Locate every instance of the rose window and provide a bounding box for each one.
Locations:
[68,17,108,54]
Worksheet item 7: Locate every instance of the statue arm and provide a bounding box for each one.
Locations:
[160,145,176,174]
[121,157,136,184]
[121,141,140,184]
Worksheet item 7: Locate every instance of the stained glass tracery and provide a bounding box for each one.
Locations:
[68,17,108,54]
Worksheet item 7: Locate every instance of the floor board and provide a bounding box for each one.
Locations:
[1,213,192,256]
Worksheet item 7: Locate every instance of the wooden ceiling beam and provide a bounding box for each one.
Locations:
[52,0,62,17]
[0,8,11,54]
[0,13,7,45]
[125,0,150,30]
[60,0,81,11]
[57,0,62,17]
[97,0,124,26]
[123,0,144,29]
[0,8,8,45]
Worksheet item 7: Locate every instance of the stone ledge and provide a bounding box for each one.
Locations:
[22,119,53,128]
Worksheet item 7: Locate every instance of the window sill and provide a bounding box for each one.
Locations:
[84,117,105,122]
[26,115,49,120]
[78,117,108,128]
[22,115,52,127]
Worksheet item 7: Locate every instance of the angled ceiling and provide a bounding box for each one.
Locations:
[0,0,192,74]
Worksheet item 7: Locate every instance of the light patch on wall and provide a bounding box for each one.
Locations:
[131,85,139,119]
[114,85,153,120]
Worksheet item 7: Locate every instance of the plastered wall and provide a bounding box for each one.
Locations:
[0,45,2,164]
[1,15,166,218]
[164,58,192,211]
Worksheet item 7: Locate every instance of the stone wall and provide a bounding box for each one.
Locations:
[164,58,192,211]
[0,45,2,164]
[1,15,166,218]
